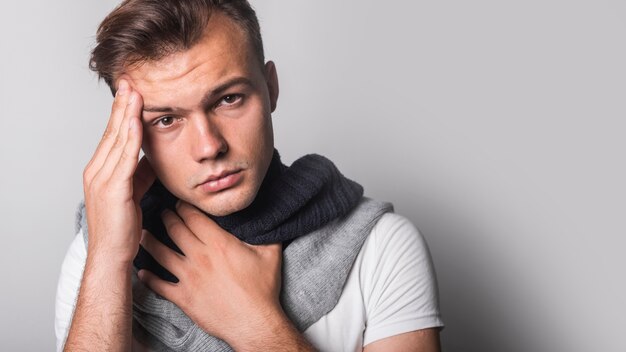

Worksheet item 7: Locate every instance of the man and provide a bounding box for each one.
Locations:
[55,0,444,351]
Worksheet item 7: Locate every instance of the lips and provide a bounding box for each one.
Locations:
[197,169,243,193]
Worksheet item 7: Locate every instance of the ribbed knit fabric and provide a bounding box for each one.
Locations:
[133,149,364,283]
[131,197,392,351]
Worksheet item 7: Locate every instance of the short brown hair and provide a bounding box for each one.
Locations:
[89,0,264,93]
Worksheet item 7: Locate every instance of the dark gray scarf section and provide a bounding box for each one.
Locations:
[133,150,365,283]
[77,153,393,351]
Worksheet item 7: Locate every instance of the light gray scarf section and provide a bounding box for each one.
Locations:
[78,197,392,351]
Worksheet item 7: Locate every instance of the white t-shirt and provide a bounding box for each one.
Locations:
[55,213,444,352]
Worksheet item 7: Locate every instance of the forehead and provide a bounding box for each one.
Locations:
[120,13,257,96]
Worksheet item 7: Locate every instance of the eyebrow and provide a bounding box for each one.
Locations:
[142,76,255,113]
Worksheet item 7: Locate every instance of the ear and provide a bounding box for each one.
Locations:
[264,61,279,113]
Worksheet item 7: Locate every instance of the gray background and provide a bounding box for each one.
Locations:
[0,0,624,351]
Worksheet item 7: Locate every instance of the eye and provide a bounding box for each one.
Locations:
[216,94,243,108]
[154,116,176,128]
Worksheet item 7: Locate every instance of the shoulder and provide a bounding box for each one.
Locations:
[358,212,435,288]
[363,212,433,268]
[358,212,444,346]
[371,212,424,242]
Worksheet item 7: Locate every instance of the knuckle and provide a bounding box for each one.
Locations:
[211,237,231,256]
[112,93,127,109]
[165,220,184,236]
[82,167,92,183]
[113,134,124,149]
[101,127,116,140]
[119,150,131,163]
[195,254,213,271]
[188,212,206,225]
[88,175,108,194]
[83,168,100,190]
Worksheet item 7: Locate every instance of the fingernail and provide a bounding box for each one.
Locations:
[128,92,136,105]
[175,200,182,209]
[137,270,145,280]
[117,80,128,96]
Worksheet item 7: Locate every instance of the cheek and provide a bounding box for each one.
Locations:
[248,102,273,144]
[250,117,274,176]
[223,102,273,152]
[258,116,274,152]
[236,117,272,163]
[142,133,183,181]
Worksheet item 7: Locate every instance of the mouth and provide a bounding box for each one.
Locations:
[197,169,243,193]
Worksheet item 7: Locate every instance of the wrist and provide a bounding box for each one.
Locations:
[86,249,135,273]
[228,308,314,352]
[86,239,138,267]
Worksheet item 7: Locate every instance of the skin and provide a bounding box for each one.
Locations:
[65,12,440,352]
[132,14,275,217]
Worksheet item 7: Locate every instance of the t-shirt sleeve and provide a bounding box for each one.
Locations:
[361,213,444,346]
[54,231,87,352]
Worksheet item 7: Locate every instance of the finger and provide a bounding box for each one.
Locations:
[161,209,204,253]
[84,79,131,175]
[132,156,156,204]
[176,201,233,245]
[111,112,144,182]
[140,230,185,276]
[137,269,178,301]
[98,91,142,181]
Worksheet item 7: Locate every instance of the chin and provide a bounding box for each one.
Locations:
[193,186,257,216]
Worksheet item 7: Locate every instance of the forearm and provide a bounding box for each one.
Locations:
[225,310,316,352]
[64,254,133,352]
[259,316,317,352]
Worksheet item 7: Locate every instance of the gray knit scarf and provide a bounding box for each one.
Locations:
[77,155,392,351]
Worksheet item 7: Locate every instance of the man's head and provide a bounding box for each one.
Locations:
[90,0,279,216]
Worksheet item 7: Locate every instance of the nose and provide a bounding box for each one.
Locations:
[190,114,228,162]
